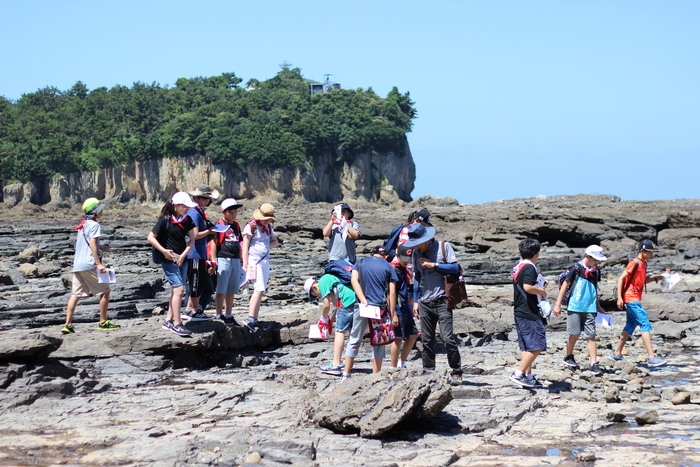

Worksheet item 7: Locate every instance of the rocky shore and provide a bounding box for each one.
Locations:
[1,194,700,466]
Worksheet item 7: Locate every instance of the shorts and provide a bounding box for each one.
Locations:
[394,311,419,340]
[249,257,270,292]
[162,261,188,288]
[187,259,211,297]
[514,315,547,352]
[71,270,110,298]
[335,306,353,333]
[567,311,596,339]
[623,301,653,334]
[216,257,242,295]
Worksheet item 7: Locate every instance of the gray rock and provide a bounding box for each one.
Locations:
[606,412,626,422]
[0,331,62,361]
[635,410,659,425]
[20,246,43,260]
[671,392,691,405]
[18,263,38,278]
[604,385,620,403]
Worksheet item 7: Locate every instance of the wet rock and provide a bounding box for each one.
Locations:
[0,271,13,285]
[606,412,626,422]
[635,410,659,425]
[604,385,620,403]
[18,263,38,278]
[671,392,691,405]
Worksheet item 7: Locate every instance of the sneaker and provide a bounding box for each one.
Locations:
[244,317,257,331]
[97,320,121,331]
[562,354,579,367]
[180,307,196,321]
[400,361,407,369]
[61,324,75,334]
[340,372,351,383]
[449,372,463,386]
[162,319,175,331]
[528,376,544,388]
[509,372,535,388]
[170,324,192,337]
[589,363,603,376]
[223,315,239,327]
[647,356,667,367]
[610,352,624,361]
[215,314,225,320]
[188,310,210,322]
[319,363,343,376]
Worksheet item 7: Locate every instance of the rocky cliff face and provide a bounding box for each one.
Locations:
[1,141,415,207]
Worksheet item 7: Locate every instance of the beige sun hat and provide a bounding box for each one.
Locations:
[188,183,220,200]
[253,203,276,221]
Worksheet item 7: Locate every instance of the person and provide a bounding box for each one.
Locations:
[147,192,198,337]
[323,203,360,264]
[62,198,120,334]
[509,239,548,389]
[211,198,244,326]
[404,224,463,386]
[241,203,279,331]
[611,239,667,367]
[183,184,219,321]
[342,246,398,381]
[553,245,607,376]
[390,244,420,369]
[305,272,357,376]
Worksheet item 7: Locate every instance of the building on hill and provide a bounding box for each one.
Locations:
[307,74,341,95]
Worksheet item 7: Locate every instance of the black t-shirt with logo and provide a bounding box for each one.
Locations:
[513,263,540,321]
[218,221,242,259]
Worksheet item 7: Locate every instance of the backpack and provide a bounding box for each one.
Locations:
[557,262,584,306]
[382,223,406,262]
[438,241,468,309]
[323,259,354,286]
[214,219,241,247]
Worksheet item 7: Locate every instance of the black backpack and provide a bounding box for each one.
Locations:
[323,259,354,286]
[382,223,406,262]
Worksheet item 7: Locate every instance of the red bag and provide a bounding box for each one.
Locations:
[368,309,396,347]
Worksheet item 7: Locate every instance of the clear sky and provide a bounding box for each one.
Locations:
[1,1,698,204]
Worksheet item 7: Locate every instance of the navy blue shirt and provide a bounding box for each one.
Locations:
[353,256,398,307]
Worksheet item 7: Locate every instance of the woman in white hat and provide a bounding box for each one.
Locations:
[241,203,278,331]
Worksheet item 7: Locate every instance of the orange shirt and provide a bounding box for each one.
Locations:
[623,258,647,303]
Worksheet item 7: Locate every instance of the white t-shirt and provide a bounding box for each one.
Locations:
[73,219,100,272]
[243,221,276,262]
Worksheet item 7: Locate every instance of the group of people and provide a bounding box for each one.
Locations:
[62,195,668,389]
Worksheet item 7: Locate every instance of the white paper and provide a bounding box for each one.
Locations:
[596,312,613,329]
[308,324,323,339]
[211,223,231,233]
[98,268,116,284]
[358,304,381,320]
[660,272,681,291]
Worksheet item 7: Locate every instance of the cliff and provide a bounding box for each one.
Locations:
[1,141,416,207]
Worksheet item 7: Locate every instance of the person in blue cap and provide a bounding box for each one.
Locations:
[323,203,360,264]
[404,223,463,386]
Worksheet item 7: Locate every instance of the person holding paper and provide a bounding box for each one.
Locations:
[211,198,244,326]
[342,246,397,380]
[323,203,360,264]
[611,239,667,367]
[389,245,420,369]
[62,198,120,334]
[553,245,607,376]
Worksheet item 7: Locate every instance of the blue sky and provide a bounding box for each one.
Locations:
[1,1,698,204]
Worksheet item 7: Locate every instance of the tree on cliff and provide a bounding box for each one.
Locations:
[0,69,416,186]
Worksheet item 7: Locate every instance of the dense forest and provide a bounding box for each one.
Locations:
[0,68,416,186]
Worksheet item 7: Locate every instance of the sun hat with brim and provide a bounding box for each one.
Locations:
[402,224,436,248]
[397,244,414,263]
[82,198,105,217]
[172,191,197,208]
[331,203,354,220]
[253,203,276,221]
[639,239,658,252]
[188,184,220,200]
[221,198,243,211]
[585,245,607,261]
[304,277,317,301]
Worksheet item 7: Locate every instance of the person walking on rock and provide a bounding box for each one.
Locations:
[324,203,360,264]
[390,244,420,369]
[62,198,120,334]
[211,198,244,326]
[241,203,278,331]
[509,239,548,389]
[183,184,219,321]
[404,224,463,386]
[611,239,667,367]
[553,245,608,376]
[342,246,397,381]
[148,192,198,337]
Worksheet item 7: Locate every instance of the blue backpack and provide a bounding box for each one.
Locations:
[382,223,406,262]
[557,262,584,306]
[323,259,354,286]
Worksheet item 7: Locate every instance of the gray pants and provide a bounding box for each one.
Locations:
[345,304,386,359]
[419,298,462,373]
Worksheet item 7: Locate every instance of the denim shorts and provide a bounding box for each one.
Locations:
[514,315,547,352]
[394,311,419,340]
[162,261,188,288]
[623,301,653,334]
[335,306,353,333]
[216,257,242,295]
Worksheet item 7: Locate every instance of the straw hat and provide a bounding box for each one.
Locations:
[188,183,220,200]
[253,203,276,221]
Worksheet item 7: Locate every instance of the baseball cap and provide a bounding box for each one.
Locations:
[397,244,413,263]
[221,198,243,211]
[639,239,658,252]
[413,209,433,226]
[171,191,197,208]
[585,245,607,261]
[304,277,317,301]
[82,198,105,216]
[371,245,388,256]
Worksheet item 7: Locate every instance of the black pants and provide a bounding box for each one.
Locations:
[186,259,213,309]
[419,298,462,373]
